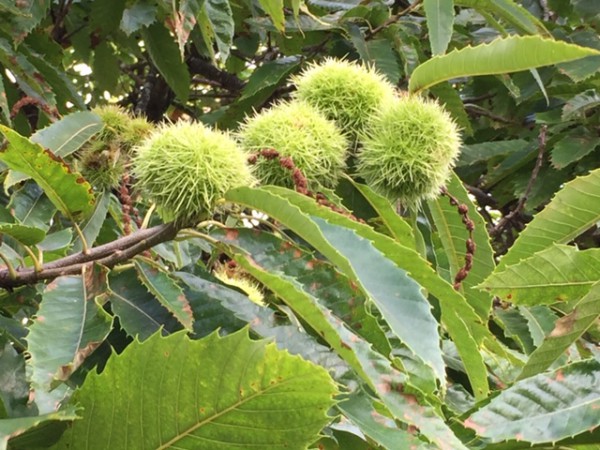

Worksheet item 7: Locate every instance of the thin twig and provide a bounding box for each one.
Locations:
[367,0,423,38]
[491,125,547,236]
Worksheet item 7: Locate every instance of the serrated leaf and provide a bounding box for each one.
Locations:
[408,35,600,93]
[107,271,182,341]
[0,127,94,219]
[0,223,45,246]
[135,259,194,331]
[4,0,50,43]
[240,56,300,100]
[562,89,600,120]
[90,0,126,37]
[31,111,102,158]
[498,167,600,268]
[258,0,285,32]
[1,409,78,450]
[0,341,29,418]
[430,82,473,136]
[495,308,536,354]
[227,250,467,450]
[424,0,454,55]
[205,0,234,62]
[142,23,190,101]
[465,359,600,444]
[480,244,600,305]
[27,269,113,413]
[518,282,600,380]
[53,330,338,450]
[225,186,492,400]
[307,0,360,9]
[347,26,401,84]
[120,1,157,35]
[455,0,549,36]
[426,172,495,319]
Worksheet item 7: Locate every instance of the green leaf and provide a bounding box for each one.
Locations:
[1,409,78,450]
[92,41,120,93]
[228,250,467,450]
[562,89,600,120]
[53,330,338,450]
[426,172,495,319]
[31,111,102,158]
[0,127,94,219]
[205,0,234,62]
[495,308,536,354]
[424,0,454,55]
[343,177,414,247]
[408,35,600,93]
[457,139,529,167]
[71,190,110,253]
[518,282,600,380]
[0,75,9,125]
[339,391,437,450]
[347,26,401,84]
[0,223,45,246]
[312,216,446,383]
[107,271,182,341]
[465,359,600,444]
[0,340,29,418]
[27,269,113,413]
[430,82,473,136]
[225,186,491,400]
[3,0,50,43]
[120,2,157,35]
[240,56,301,100]
[90,0,126,37]
[142,23,190,101]
[134,259,194,331]
[173,0,202,58]
[9,182,56,232]
[550,133,600,169]
[455,0,549,36]
[479,245,600,305]
[257,0,285,32]
[497,167,600,268]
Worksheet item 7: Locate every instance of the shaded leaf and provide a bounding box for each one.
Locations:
[134,259,194,331]
[107,271,182,341]
[92,42,119,93]
[479,244,600,305]
[90,0,126,37]
[240,56,301,100]
[465,359,600,444]
[53,330,338,450]
[457,139,529,167]
[518,282,600,380]
[0,74,9,125]
[424,0,454,55]
[0,341,28,418]
[27,268,113,413]
[0,127,94,219]
[550,133,600,169]
[9,182,56,232]
[120,1,157,35]
[173,0,203,58]
[498,167,600,268]
[0,223,45,246]
[409,35,600,93]
[71,190,110,253]
[562,89,600,120]
[142,23,190,101]
[205,0,235,62]
[1,409,78,450]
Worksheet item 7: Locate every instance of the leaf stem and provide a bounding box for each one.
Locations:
[73,222,89,254]
[0,251,17,279]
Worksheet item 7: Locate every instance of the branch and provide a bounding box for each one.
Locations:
[491,125,547,236]
[367,0,423,39]
[0,223,179,289]
[187,57,245,92]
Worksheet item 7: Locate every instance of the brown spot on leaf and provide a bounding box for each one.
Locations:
[463,418,486,435]
[555,370,565,382]
[225,229,239,241]
[550,311,577,337]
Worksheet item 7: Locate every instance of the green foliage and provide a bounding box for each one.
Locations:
[1,1,600,449]
[53,330,338,450]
